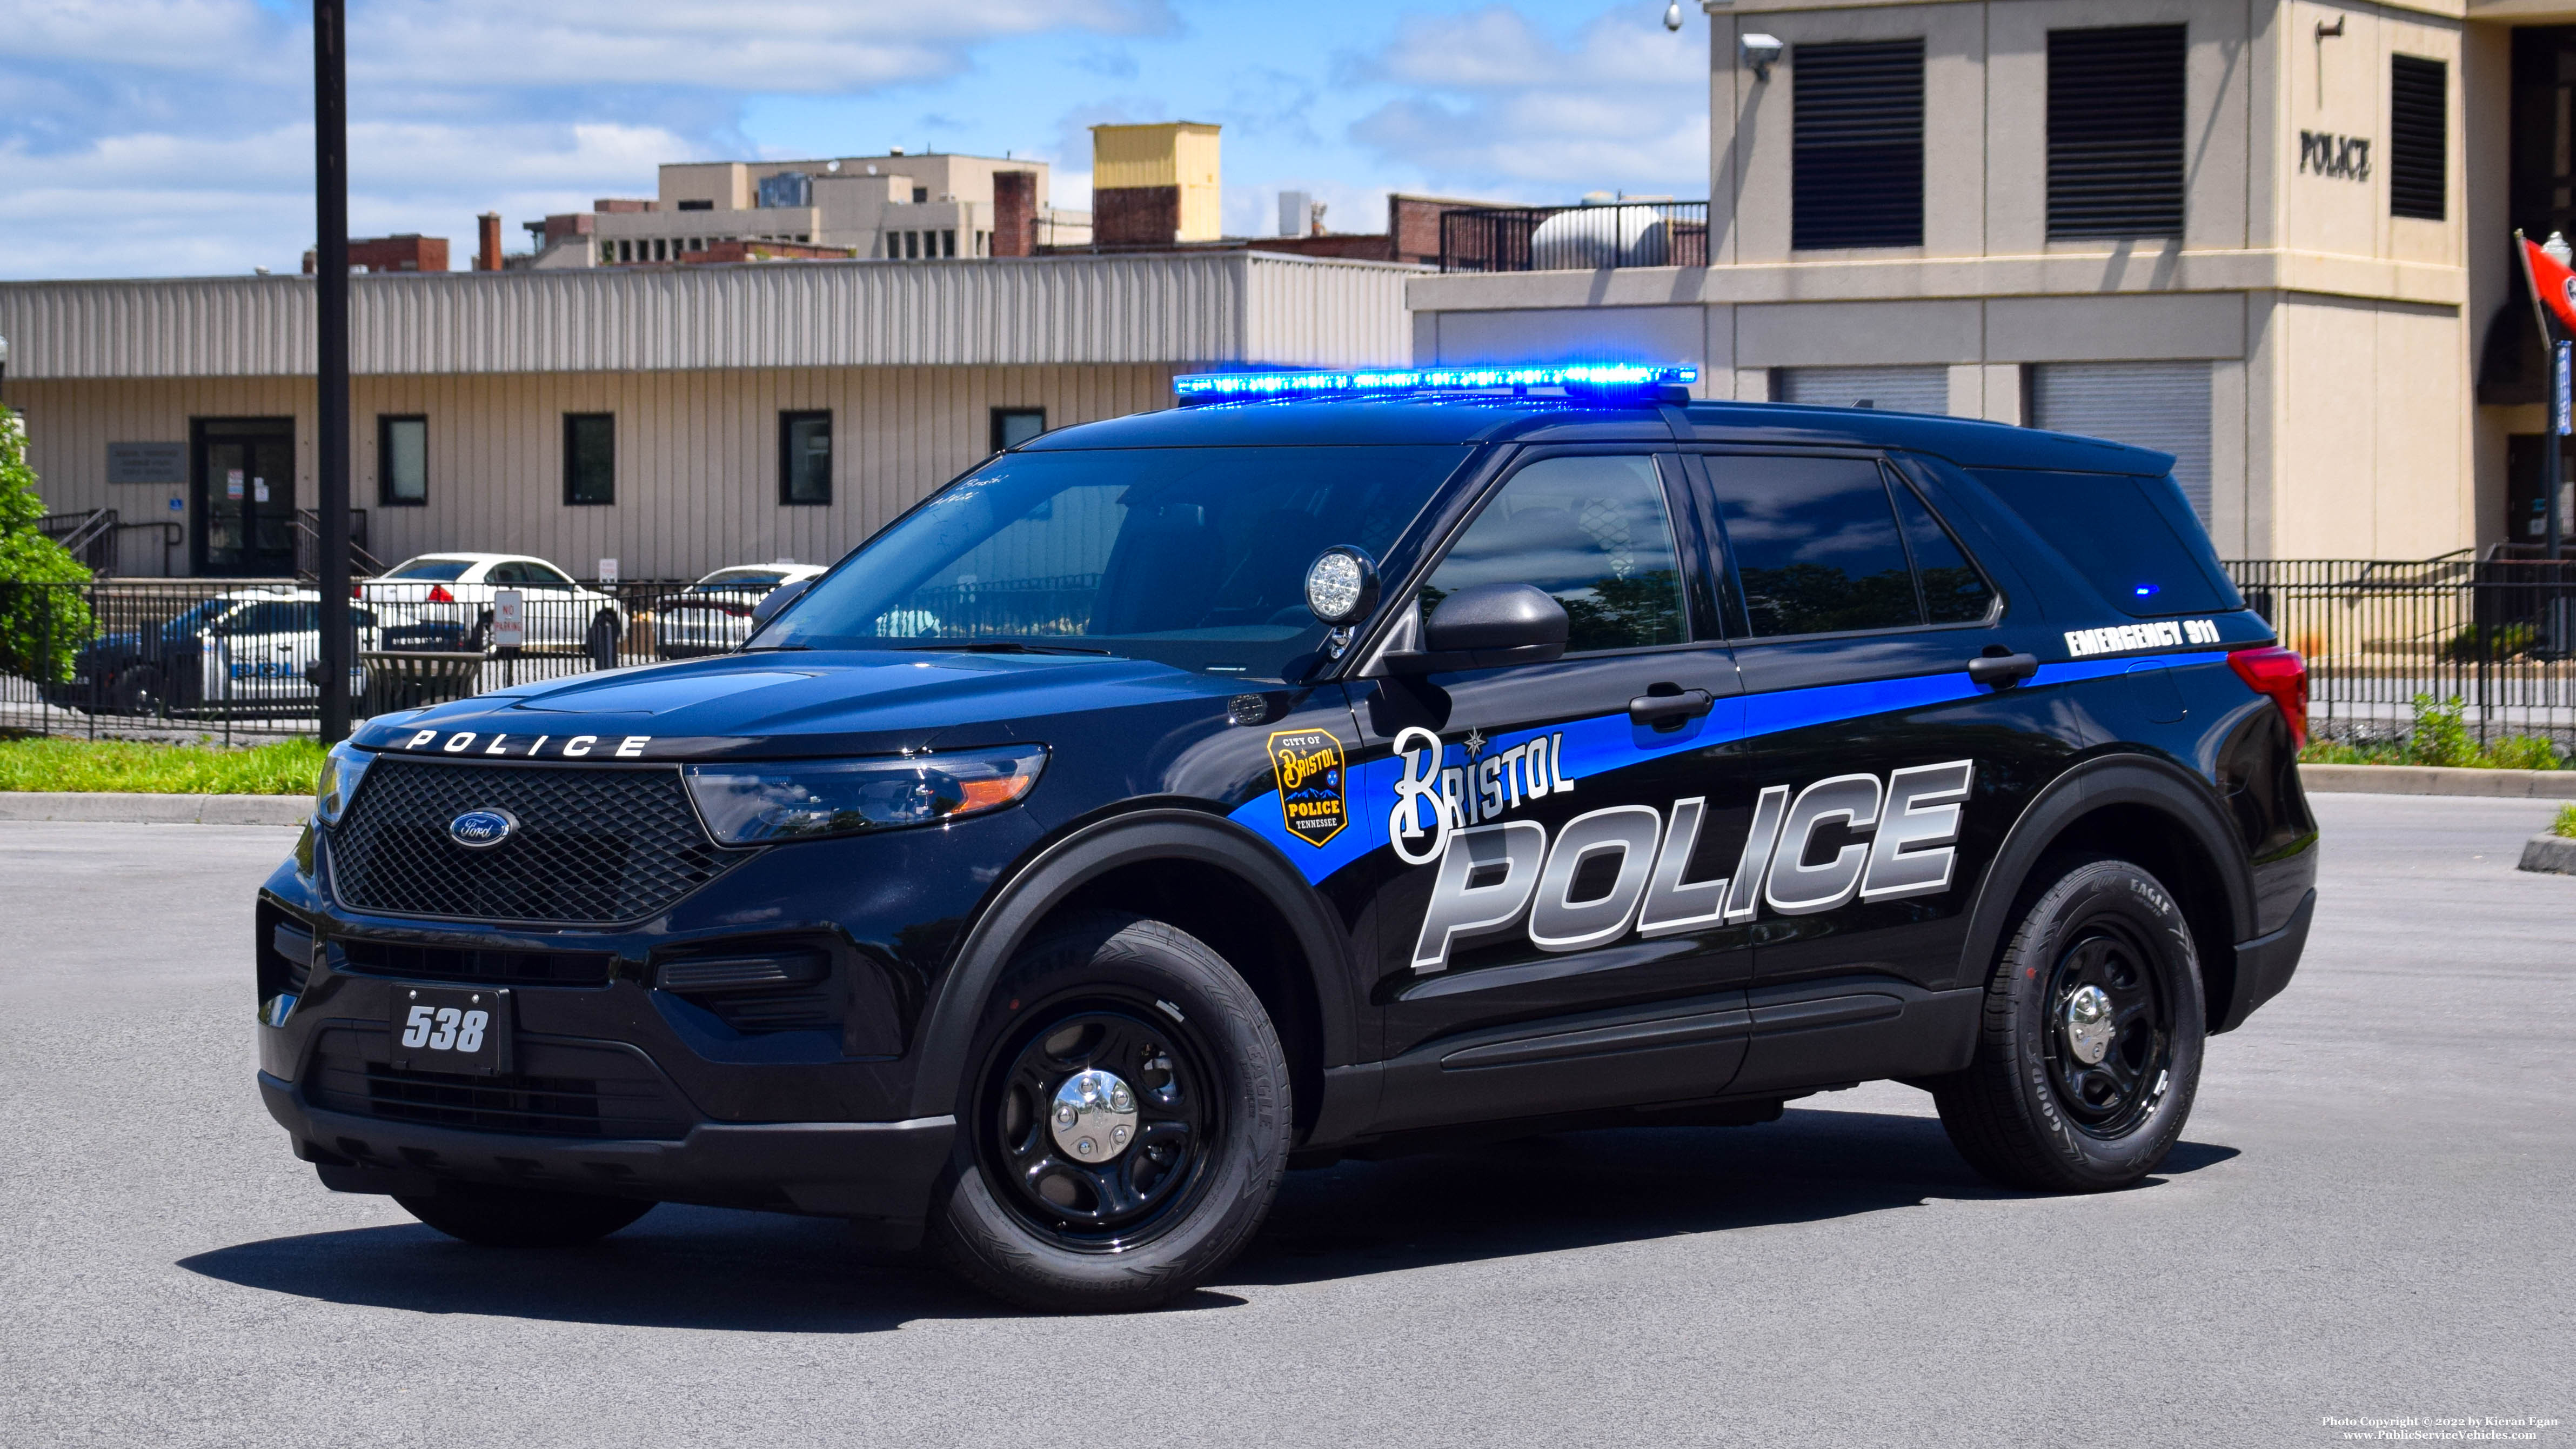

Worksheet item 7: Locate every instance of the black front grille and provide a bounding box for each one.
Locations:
[305,1027,690,1140]
[330,758,742,924]
[338,939,620,986]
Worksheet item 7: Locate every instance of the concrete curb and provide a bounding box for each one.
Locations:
[0,792,310,826]
[2299,764,2576,800]
[2519,833,2576,876]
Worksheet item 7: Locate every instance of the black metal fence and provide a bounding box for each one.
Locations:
[0,577,728,744]
[2223,556,2576,746]
[9,558,2576,749]
[1439,202,1710,273]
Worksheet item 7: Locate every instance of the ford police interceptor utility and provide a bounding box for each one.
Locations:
[253,364,2317,1312]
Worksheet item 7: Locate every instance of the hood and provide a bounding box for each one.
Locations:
[351,647,1242,759]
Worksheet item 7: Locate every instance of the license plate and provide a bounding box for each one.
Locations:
[388,985,513,1076]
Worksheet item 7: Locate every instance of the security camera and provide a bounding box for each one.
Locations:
[1742,33,1785,81]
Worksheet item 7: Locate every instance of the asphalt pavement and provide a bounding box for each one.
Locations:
[1,795,2568,1447]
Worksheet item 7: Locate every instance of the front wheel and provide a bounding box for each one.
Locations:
[394,1182,655,1247]
[925,912,1291,1313]
[1931,855,2206,1193]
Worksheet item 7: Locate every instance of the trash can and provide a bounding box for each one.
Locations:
[357,651,487,718]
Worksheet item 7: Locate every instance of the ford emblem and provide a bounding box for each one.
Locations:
[449,808,518,850]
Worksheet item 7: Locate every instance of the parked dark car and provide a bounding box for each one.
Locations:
[253,366,2316,1312]
[53,589,373,715]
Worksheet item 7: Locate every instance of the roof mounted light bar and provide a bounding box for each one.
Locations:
[1173,363,1698,405]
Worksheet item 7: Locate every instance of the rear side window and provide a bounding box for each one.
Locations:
[1971,468,2240,617]
[1703,455,1920,636]
[1891,480,1996,623]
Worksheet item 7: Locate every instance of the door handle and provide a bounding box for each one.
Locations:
[1968,652,2040,688]
[1628,686,1716,730]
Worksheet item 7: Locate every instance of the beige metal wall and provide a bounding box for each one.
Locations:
[9,363,1180,580]
[0,250,1419,380]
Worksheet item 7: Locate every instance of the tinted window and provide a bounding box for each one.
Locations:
[1422,455,1686,653]
[762,445,1468,679]
[380,416,426,505]
[564,414,614,505]
[1971,468,2241,617]
[781,411,832,505]
[485,562,526,585]
[524,562,574,587]
[1705,456,1919,636]
[382,557,472,582]
[1891,480,1996,623]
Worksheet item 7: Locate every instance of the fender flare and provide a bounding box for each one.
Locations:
[902,807,1360,1120]
[1960,752,2256,999]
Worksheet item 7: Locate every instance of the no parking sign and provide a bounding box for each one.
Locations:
[492,590,524,650]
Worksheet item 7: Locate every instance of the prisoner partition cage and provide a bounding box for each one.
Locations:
[5,558,2576,751]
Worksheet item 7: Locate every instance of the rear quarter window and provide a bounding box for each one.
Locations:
[1969,468,2240,617]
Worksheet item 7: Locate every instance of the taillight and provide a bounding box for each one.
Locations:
[350,584,363,599]
[426,584,454,603]
[2228,645,2308,747]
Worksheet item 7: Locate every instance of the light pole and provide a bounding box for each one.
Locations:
[315,0,353,744]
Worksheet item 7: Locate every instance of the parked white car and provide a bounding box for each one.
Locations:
[362,553,624,660]
[654,563,828,659]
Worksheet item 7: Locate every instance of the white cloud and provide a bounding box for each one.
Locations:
[0,0,1174,277]
[1344,5,1707,201]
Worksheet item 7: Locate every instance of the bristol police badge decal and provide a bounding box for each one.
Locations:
[1268,729,1348,846]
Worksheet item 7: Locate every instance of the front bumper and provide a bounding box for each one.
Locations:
[260,1071,952,1225]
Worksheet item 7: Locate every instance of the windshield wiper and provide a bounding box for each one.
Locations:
[899,641,1116,657]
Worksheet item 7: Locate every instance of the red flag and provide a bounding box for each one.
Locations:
[2525,237,2576,335]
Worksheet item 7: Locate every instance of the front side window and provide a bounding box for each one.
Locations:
[1704,455,1919,637]
[759,444,1470,679]
[379,416,426,505]
[1420,454,1687,653]
[781,411,832,505]
[564,414,614,505]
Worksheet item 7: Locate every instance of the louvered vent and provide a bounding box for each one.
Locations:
[2391,55,2447,221]
[1791,39,1924,251]
[2048,26,2187,239]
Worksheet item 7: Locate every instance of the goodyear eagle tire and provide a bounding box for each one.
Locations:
[394,1183,655,1247]
[1931,855,2206,1193]
[926,911,1290,1313]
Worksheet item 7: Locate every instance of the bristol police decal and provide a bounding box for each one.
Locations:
[448,808,518,850]
[1391,726,1976,973]
[1269,729,1348,846]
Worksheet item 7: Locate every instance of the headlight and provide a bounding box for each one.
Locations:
[315,739,373,826]
[683,746,1047,845]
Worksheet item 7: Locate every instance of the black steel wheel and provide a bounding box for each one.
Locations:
[926,912,1290,1313]
[1932,854,2205,1192]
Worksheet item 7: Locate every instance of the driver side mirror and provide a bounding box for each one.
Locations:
[1374,583,1570,675]
[750,577,813,631]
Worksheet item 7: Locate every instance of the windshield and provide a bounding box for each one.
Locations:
[381,558,474,582]
[760,444,1471,678]
[697,569,787,591]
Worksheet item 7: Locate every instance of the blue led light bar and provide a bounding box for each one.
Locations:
[1173,363,1698,404]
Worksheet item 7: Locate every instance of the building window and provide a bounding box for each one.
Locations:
[378,415,427,506]
[563,413,614,505]
[780,411,832,506]
[2048,25,2188,238]
[2391,55,2447,221]
[913,185,929,203]
[942,229,957,257]
[1791,39,1925,250]
[992,408,1046,452]
[678,198,713,212]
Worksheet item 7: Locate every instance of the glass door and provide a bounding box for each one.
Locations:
[192,419,297,576]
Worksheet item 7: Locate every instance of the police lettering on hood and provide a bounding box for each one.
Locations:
[1387,726,1976,973]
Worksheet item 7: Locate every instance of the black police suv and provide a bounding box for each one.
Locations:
[254,367,2317,1312]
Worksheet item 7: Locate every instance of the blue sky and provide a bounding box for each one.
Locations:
[0,0,1711,278]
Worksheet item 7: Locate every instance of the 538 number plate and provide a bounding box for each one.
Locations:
[389,985,512,1076]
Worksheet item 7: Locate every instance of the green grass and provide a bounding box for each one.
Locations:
[2298,695,2569,771]
[2555,805,2576,840]
[0,737,325,796]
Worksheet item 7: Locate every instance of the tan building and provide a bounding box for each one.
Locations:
[0,251,1416,579]
[530,149,1092,269]
[1408,0,2576,561]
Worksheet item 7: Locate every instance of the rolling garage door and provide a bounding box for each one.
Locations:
[1775,365,1951,416]
[2029,362,2213,524]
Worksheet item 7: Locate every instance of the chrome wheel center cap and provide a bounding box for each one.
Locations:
[2064,985,2116,1066]
[1048,1069,1139,1163]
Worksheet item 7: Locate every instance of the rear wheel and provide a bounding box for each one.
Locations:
[394,1182,654,1247]
[1931,855,2206,1192]
[925,912,1290,1313]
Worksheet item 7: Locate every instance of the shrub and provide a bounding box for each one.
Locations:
[2484,735,2565,771]
[2441,623,2537,663]
[2555,805,2576,840]
[2405,693,2474,767]
[0,406,95,685]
